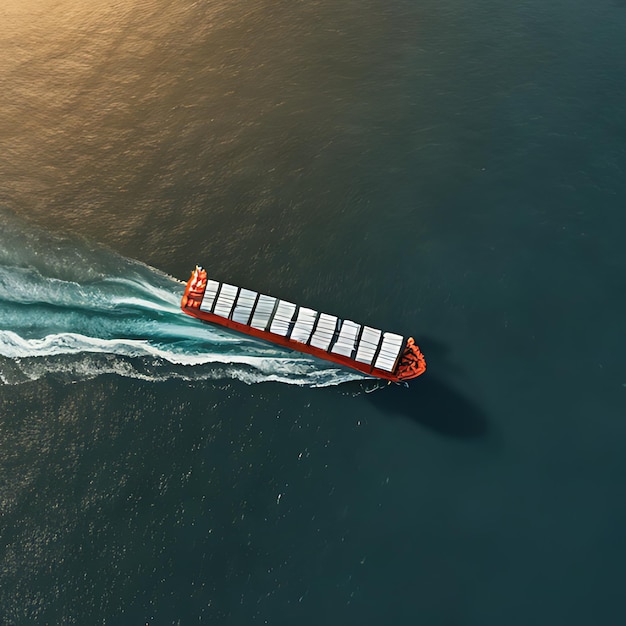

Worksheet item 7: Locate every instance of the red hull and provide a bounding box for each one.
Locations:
[181,269,426,383]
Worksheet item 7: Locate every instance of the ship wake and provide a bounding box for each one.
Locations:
[0,213,365,387]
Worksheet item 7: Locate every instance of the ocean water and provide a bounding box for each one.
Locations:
[1,0,625,624]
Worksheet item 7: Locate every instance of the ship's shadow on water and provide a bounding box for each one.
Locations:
[365,337,489,439]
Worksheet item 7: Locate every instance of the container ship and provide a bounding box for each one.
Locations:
[181,266,426,383]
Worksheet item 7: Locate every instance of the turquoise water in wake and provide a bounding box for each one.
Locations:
[0,213,363,387]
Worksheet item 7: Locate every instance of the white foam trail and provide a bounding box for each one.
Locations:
[0,214,367,387]
[0,329,306,367]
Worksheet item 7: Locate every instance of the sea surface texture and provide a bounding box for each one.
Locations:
[1,0,625,624]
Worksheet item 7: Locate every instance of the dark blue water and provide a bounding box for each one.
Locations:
[1,0,625,623]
